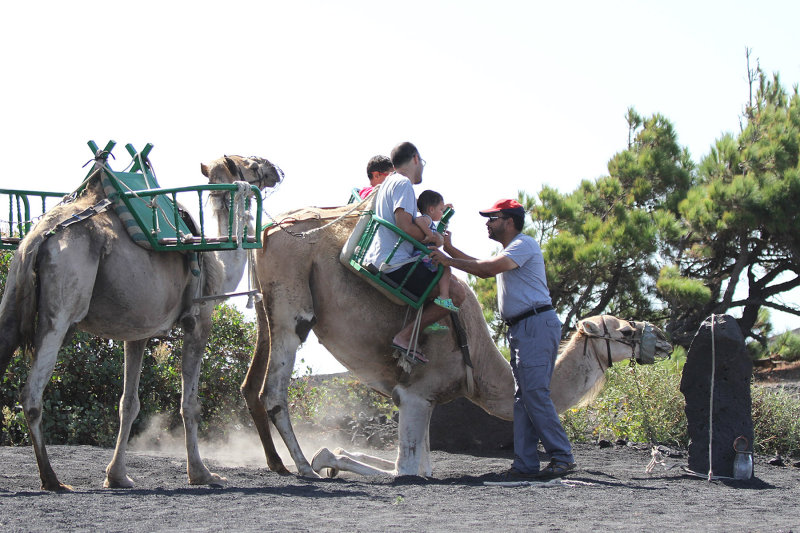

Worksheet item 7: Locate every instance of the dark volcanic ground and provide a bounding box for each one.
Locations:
[1,441,798,532]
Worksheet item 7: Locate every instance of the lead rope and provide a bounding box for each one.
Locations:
[707,314,717,482]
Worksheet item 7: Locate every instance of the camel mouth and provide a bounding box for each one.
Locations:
[245,157,284,190]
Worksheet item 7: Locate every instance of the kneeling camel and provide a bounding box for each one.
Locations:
[242,205,672,478]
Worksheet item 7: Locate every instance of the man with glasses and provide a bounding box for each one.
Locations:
[365,141,465,363]
[429,198,575,480]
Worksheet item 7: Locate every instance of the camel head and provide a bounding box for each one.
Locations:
[200,155,284,191]
[576,315,673,366]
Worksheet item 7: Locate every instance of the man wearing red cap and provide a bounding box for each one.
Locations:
[430,198,575,479]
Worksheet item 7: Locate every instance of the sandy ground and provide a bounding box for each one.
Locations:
[1,441,798,532]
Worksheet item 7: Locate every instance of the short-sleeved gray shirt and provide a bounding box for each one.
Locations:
[364,172,418,272]
[497,233,552,319]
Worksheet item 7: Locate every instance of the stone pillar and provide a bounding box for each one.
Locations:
[679,314,754,478]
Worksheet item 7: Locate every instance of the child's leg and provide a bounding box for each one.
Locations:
[438,266,451,299]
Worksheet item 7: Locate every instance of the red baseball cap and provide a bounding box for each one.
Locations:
[479,199,525,217]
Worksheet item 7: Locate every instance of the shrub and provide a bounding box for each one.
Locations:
[1,304,256,446]
[751,386,800,457]
[562,345,800,458]
[771,331,800,362]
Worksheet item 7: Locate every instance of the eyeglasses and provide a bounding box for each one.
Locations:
[419,156,426,168]
[487,215,508,222]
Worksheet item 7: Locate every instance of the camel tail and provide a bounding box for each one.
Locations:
[11,235,45,356]
[0,246,38,377]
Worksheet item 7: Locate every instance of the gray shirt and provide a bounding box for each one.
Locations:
[364,172,418,272]
[497,233,552,319]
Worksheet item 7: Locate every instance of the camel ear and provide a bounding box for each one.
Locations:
[224,156,238,177]
[200,163,209,178]
[580,318,603,336]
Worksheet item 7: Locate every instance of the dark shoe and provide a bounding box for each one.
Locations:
[499,467,539,480]
[535,460,576,480]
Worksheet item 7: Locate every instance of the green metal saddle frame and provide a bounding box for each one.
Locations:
[0,189,68,250]
[87,140,264,252]
[340,207,454,310]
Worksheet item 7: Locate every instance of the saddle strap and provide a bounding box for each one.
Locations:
[47,198,113,235]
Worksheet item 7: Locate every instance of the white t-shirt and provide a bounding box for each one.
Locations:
[364,173,418,272]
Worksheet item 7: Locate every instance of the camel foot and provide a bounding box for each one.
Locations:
[42,481,74,492]
[311,448,339,478]
[103,475,135,489]
[189,472,228,487]
[296,463,321,478]
[272,465,292,476]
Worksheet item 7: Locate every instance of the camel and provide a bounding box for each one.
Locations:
[241,205,673,478]
[0,152,282,491]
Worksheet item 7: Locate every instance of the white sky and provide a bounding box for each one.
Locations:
[2,1,799,373]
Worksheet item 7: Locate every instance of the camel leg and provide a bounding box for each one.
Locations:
[260,327,318,477]
[104,339,147,488]
[392,386,434,477]
[241,303,290,474]
[21,324,73,491]
[419,407,434,477]
[311,447,396,477]
[332,448,397,471]
[180,308,226,486]
[21,239,101,491]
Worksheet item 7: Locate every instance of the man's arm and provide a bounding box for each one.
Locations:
[431,234,518,278]
[394,208,427,242]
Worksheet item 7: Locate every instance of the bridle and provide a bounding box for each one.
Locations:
[234,156,285,191]
[580,315,660,370]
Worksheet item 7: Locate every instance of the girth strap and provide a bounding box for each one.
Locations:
[450,311,473,369]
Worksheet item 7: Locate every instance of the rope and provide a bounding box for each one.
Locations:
[707,314,717,482]
[231,181,251,245]
[261,195,371,239]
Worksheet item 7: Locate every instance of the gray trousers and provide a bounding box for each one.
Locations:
[507,311,574,473]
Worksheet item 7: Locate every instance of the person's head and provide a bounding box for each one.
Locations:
[479,199,525,242]
[417,189,445,221]
[390,141,425,184]
[366,155,393,186]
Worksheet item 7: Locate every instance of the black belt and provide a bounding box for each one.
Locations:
[504,305,554,327]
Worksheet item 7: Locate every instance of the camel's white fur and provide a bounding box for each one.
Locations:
[242,206,672,477]
[0,154,281,491]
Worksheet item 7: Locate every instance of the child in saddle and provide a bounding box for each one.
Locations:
[413,190,458,316]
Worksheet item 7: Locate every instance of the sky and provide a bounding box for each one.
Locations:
[2,1,799,374]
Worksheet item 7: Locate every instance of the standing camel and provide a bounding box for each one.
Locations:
[242,205,672,478]
[0,152,281,491]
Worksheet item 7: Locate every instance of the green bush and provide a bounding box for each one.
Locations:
[771,331,800,362]
[562,345,800,457]
[1,304,256,446]
[751,386,800,456]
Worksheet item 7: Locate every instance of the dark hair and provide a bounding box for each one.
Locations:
[417,190,443,214]
[366,155,393,180]
[390,141,419,167]
[507,213,524,231]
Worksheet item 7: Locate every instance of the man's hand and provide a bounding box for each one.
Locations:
[429,248,450,267]
[428,231,444,247]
